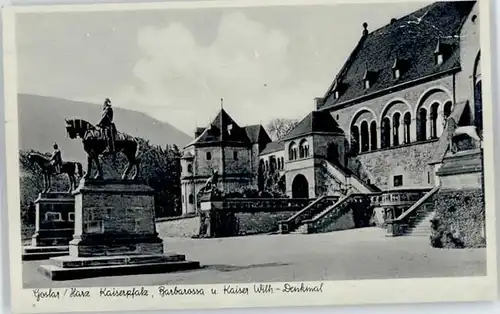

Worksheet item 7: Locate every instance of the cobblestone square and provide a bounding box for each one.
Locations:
[23,228,486,288]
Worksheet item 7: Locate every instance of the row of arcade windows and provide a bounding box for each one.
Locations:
[351,101,453,154]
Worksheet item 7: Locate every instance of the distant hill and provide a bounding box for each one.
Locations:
[17,94,192,163]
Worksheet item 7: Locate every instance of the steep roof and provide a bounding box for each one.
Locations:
[260,141,285,155]
[319,1,476,110]
[283,111,344,141]
[185,109,251,147]
[244,124,272,145]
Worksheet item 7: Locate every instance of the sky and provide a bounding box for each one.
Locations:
[16,1,430,135]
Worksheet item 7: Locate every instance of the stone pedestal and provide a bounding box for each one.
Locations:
[22,193,74,260]
[436,148,483,190]
[38,180,200,280]
[198,193,237,238]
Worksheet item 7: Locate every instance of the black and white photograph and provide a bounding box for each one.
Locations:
[2,0,498,312]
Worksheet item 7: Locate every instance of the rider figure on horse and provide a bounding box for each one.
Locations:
[49,143,63,174]
[97,98,115,154]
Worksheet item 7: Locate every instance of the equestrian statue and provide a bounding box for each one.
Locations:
[446,116,482,154]
[27,143,84,193]
[64,98,141,180]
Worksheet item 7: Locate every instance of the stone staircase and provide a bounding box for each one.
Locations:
[405,210,435,237]
[278,195,339,234]
[387,186,439,237]
[291,193,370,234]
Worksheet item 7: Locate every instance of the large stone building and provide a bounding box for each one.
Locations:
[181,1,482,216]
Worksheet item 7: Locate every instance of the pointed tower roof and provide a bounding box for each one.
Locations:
[185,109,251,147]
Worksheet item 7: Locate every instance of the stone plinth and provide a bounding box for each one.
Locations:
[436,149,483,190]
[38,179,200,280]
[198,193,238,238]
[22,193,75,260]
[69,179,162,257]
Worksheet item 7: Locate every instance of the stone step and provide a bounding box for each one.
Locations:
[22,245,70,261]
[22,251,69,261]
[38,260,200,281]
[23,245,69,254]
[50,253,187,268]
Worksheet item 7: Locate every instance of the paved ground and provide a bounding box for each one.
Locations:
[23,228,487,288]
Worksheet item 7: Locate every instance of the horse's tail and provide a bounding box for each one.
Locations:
[75,162,84,178]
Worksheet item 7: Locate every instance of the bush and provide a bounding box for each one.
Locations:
[223,187,288,199]
[431,189,486,248]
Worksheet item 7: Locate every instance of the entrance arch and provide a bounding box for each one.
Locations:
[292,174,309,198]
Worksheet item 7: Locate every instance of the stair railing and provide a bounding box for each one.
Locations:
[387,186,440,236]
[278,195,338,233]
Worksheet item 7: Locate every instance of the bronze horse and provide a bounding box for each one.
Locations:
[27,153,83,193]
[64,118,140,180]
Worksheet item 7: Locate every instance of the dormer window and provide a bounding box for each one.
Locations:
[364,80,371,89]
[330,80,343,100]
[362,66,375,90]
[436,54,444,65]
[392,56,405,80]
[394,69,401,79]
[434,38,445,66]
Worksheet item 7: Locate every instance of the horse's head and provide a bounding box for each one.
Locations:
[65,119,78,139]
[65,118,93,139]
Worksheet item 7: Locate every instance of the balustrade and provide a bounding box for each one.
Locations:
[221,198,314,213]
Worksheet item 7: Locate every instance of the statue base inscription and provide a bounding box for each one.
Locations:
[38,179,200,280]
[22,193,75,261]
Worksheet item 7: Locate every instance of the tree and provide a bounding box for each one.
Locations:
[266,118,299,140]
[19,136,183,227]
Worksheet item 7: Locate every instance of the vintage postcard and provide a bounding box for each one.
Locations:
[2,0,498,313]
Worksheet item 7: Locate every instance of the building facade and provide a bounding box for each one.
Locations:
[181,1,482,214]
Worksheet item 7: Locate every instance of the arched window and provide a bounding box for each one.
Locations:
[360,121,369,152]
[288,142,298,161]
[381,117,391,149]
[187,164,193,173]
[206,151,212,160]
[299,139,310,158]
[403,112,411,144]
[188,194,194,204]
[417,108,427,141]
[265,160,269,172]
[392,112,401,146]
[370,121,377,151]
[281,157,285,169]
[350,125,360,154]
[430,103,439,139]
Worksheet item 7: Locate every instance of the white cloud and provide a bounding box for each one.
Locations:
[112,11,317,135]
